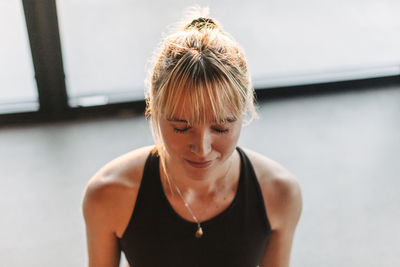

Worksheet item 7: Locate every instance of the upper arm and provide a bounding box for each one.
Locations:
[260,176,302,267]
[244,149,302,267]
[82,146,151,267]
[82,182,121,267]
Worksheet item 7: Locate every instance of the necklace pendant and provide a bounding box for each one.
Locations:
[195,226,203,238]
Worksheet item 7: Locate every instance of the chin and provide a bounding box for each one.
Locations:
[182,158,225,178]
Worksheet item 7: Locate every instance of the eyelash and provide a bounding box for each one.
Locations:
[213,128,229,134]
[173,127,229,134]
[173,128,189,133]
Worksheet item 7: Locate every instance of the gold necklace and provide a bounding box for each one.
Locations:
[169,157,233,238]
[172,183,204,238]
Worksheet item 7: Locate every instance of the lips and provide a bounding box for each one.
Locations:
[185,159,214,168]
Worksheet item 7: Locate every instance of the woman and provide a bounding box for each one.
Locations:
[83,8,302,267]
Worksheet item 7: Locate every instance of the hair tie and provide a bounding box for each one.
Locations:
[185,17,217,31]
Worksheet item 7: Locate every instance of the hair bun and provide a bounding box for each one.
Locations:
[185,17,217,31]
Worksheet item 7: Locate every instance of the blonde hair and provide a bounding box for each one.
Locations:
[145,6,257,149]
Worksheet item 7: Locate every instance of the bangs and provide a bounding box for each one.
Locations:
[158,62,244,125]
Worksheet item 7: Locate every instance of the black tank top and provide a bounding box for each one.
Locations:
[118,147,271,267]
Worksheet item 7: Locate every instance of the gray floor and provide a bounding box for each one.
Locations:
[1,86,399,266]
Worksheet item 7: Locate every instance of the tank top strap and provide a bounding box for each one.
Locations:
[129,149,163,221]
[236,147,270,231]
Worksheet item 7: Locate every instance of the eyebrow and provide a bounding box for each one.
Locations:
[167,117,237,123]
[167,118,189,123]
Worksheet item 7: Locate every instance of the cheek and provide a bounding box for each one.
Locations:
[159,126,187,152]
[165,134,187,150]
[214,127,242,153]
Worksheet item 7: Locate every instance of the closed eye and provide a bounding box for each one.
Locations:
[173,127,191,133]
[212,127,229,134]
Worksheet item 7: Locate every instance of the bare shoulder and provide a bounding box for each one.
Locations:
[242,148,302,231]
[82,145,155,237]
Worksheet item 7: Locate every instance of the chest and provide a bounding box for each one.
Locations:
[165,186,238,223]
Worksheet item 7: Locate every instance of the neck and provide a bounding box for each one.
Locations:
[161,151,238,200]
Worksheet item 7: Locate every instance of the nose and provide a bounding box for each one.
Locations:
[190,128,212,156]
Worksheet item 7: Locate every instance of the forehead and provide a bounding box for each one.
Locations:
[165,91,237,124]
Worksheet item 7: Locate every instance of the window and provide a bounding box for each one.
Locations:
[57,0,152,107]
[0,0,38,114]
[57,0,400,105]
[2,0,399,115]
